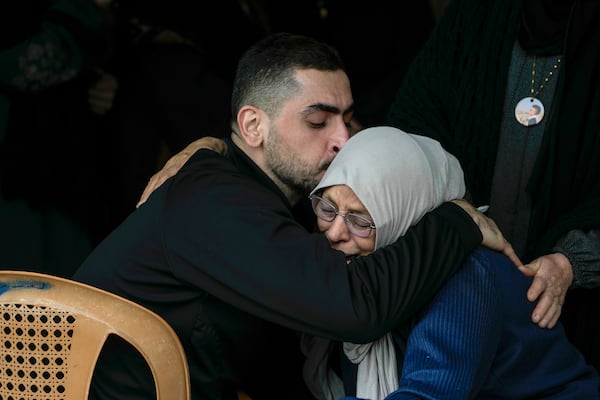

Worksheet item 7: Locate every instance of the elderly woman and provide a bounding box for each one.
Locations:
[302,126,599,400]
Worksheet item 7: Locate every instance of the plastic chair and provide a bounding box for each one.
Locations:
[0,270,191,399]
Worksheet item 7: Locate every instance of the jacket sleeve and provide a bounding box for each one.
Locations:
[164,152,482,343]
[553,229,600,289]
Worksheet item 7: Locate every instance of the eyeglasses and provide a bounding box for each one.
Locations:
[309,194,376,238]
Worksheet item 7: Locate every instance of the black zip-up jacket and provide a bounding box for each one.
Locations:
[73,139,481,400]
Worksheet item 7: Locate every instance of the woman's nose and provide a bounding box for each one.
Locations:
[326,215,351,242]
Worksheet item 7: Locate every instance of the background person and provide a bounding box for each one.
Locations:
[384,0,600,373]
[103,0,269,224]
[0,0,118,277]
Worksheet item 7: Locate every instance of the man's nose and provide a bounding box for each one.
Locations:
[329,121,350,154]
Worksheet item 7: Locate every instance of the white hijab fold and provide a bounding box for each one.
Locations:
[304,126,465,400]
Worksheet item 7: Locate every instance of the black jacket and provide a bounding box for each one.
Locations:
[73,139,481,399]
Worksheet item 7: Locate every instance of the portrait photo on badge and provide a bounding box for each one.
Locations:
[515,97,544,127]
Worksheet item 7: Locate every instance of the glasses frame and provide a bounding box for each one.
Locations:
[309,194,376,238]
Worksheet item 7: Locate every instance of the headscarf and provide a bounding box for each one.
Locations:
[303,126,465,400]
[312,125,465,249]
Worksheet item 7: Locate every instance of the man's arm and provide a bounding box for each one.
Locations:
[451,199,520,266]
[161,153,483,342]
[136,138,519,265]
[341,202,484,339]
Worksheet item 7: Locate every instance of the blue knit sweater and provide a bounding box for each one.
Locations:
[342,247,599,399]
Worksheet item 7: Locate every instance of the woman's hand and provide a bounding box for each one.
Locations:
[136,137,227,207]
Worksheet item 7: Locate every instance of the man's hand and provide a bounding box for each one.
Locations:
[136,137,227,207]
[518,253,573,329]
[451,199,522,267]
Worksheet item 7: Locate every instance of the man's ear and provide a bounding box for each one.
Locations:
[237,105,266,148]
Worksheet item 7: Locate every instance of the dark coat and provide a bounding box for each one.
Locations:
[73,139,480,399]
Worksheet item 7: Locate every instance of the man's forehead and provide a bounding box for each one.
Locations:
[292,70,354,114]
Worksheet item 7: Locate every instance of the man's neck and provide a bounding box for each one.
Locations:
[231,134,303,205]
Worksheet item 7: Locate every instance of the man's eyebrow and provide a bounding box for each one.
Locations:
[302,103,355,116]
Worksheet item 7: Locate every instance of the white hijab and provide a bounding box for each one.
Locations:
[304,126,465,400]
[312,125,465,249]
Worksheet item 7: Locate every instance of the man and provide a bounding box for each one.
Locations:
[73,33,514,399]
[527,103,542,126]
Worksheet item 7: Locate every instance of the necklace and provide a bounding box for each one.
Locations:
[514,56,561,127]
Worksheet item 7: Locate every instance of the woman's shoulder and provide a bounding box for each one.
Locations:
[464,246,530,288]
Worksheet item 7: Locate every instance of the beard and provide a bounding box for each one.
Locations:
[263,126,327,197]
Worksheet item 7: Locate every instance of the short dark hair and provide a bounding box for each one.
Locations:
[231,32,346,123]
[531,104,541,113]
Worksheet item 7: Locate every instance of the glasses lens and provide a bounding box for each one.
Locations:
[347,214,374,229]
[310,195,375,238]
[347,214,374,237]
[311,196,336,222]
